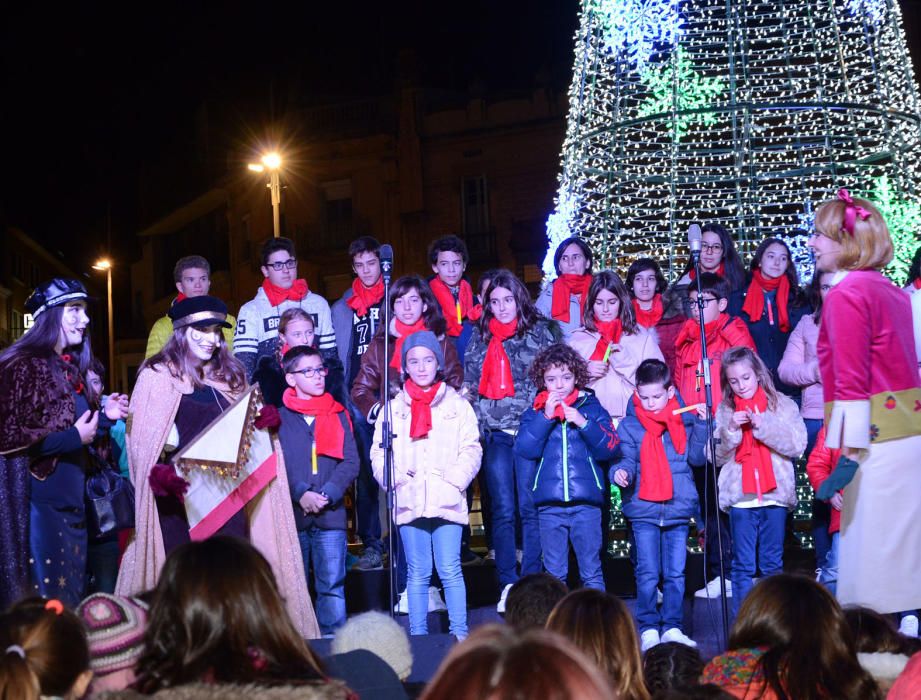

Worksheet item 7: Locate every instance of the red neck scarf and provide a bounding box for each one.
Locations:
[175,292,188,303]
[262,278,309,307]
[689,262,725,281]
[733,387,777,500]
[633,295,664,328]
[589,319,623,361]
[430,277,475,337]
[282,389,348,459]
[468,303,484,321]
[347,277,384,317]
[676,313,729,354]
[743,270,791,332]
[550,274,591,323]
[533,389,579,421]
[479,318,518,399]
[390,318,428,370]
[633,394,686,501]
[913,278,921,290]
[405,379,442,439]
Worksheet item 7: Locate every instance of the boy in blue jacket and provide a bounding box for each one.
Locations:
[611,358,707,651]
[515,344,620,591]
[278,345,360,635]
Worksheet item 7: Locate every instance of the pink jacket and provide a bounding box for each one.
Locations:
[370,383,482,526]
[568,326,664,421]
[777,314,823,420]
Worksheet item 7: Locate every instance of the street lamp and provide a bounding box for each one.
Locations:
[92,259,115,385]
[247,151,283,238]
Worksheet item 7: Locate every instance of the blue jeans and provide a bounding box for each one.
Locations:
[819,531,839,596]
[351,410,382,553]
[633,522,689,633]
[729,506,787,618]
[400,518,467,638]
[483,431,541,586]
[538,504,604,590]
[693,464,732,580]
[298,527,347,636]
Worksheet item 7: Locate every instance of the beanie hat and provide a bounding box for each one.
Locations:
[400,330,444,373]
[76,593,148,675]
[331,611,413,681]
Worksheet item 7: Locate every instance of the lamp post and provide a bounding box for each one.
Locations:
[247,151,283,238]
[92,259,115,384]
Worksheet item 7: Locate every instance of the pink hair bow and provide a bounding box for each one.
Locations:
[837,188,871,235]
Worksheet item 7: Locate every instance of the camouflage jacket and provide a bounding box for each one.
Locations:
[463,318,557,432]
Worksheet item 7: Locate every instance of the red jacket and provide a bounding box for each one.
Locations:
[674,314,756,412]
[805,426,841,534]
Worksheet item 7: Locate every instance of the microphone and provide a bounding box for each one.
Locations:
[688,224,702,263]
[380,244,394,284]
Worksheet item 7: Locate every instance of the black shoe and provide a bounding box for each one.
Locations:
[353,548,383,570]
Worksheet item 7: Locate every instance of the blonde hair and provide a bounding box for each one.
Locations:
[720,346,780,410]
[813,195,893,271]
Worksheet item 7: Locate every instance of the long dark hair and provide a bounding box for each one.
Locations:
[906,245,921,286]
[730,574,880,700]
[749,237,807,306]
[679,223,745,290]
[807,269,831,325]
[583,270,638,335]
[142,325,246,392]
[480,269,541,339]
[388,274,447,337]
[134,537,325,693]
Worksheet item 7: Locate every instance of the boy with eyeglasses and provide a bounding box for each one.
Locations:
[278,344,359,635]
[234,237,336,380]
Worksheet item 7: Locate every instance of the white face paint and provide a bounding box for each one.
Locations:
[185,324,220,362]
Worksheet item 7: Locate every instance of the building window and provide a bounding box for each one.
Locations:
[11,252,23,283]
[461,175,495,263]
[321,179,353,250]
[29,263,39,288]
[11,310,23,339]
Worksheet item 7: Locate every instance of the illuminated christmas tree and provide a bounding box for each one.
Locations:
[546,0,921,282]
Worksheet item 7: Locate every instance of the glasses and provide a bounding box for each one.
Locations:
[266,259,297,271]
[686,297,719,311]
[701,243,723,253]
[291,366,328,378]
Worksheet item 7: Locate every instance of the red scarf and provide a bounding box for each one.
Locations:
[405,380,442,439]
[676,313,728,352]
[742,270,791,332]
[346,277,384,317]
[389,318,428,370]
[176,292,188,303]
[59,354,85,394]
[688,262,725,281]
[282,389,349,459]
[733,387,777,500]
[430,277,475,337]
[550,274,591,323]
[633,295,664,328]
[533,388,579,420]
[633,395,686,502]
[913,278,921,290]
[468,303,484,321]
[589,319,623,361]
[479,318,518,399]
[262,278,309,307]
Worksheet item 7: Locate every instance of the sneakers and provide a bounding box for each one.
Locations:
[354,548,383,571]
[394,589,409,615]
[393,586,447,614]
[497,583,513,614]
[640,629,661,652]
[662,627,698,648]
[900,614,919,638]
[516,549,523,564]
[695,577,732,598]
[485,549,496,561]
[656,587,664,605]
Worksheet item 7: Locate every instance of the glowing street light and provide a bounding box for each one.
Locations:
[92,258,115,384]
[247,151,283,238]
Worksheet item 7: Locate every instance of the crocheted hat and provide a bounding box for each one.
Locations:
[76,593,148,675]
[331,611,413,681]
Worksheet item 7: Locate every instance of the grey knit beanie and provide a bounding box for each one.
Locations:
[400,330,444,372]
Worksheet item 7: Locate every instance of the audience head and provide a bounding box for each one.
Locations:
[530,343,590,395]
[482,269,540,332]
[349,236,382,289]
[420,625,616,700]
[503,573,568,632]
[278,308,316,350]
[260,237,298,290]
[643,642,704,697]
[173,255,211,298]
[844,607,921,657]
[76,593,148,695]
[652,686,736,700]
[389,274,446,337]
[553,236,594,277]
[727,574,880,700]
[331,611,413,681]
[0,597,92,700]
[634,359,675,412]
[428,235,469,288]
[812,192,892,273]
[546,588,650,700]
[720,345,779,409]
[584,270,637,333]
[133,537,325,693]
[627,258,668,303]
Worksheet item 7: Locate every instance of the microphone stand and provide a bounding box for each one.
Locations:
[691,250,731,647]
[379,265,398,618]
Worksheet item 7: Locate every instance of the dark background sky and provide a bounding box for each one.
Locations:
[3,0,921,276]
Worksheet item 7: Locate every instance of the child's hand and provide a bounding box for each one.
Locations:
[104,393,130,421]
[746,407,763,430]
[695,403,708,420]
[586,360,608,379]
[544,392,561,419]
[730,411,749,431]
[299,491,329,514]
[613,469,630,487]
[830,492,844,511]
[562,404,587,428]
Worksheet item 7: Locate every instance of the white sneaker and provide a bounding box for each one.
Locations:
[656,587,664,605]
[393,589,409,615]
[694,577,732,598]
[899,614,919,638]
[497,583,513,614]
[516,549,523,564]
[640,629,661,652]
[428,586,447,612]
[485,549,496,561]
[662,627,698,648]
